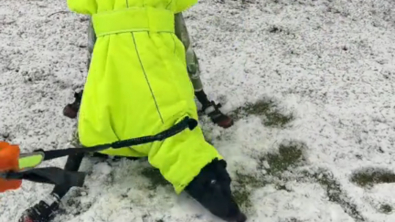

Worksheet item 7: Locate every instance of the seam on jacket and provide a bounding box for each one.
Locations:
[166,0,173,9]
[131,32,165,124]
[108,106,122,144]
[171,34,177,54]
[125,0,129,7]
[102,37,127,146]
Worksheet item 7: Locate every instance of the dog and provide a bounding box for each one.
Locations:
[19,1,247,221]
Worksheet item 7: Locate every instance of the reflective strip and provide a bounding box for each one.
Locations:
[18,152,44,169]
[92,7,175,37]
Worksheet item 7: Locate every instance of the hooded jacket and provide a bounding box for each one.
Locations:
[66,0,223,194]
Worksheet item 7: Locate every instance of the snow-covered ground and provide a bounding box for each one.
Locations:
[1,0,395,221]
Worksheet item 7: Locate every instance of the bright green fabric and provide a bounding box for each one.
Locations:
[66,0,222,194]
[92,7,175,36]
[18,153,44,169]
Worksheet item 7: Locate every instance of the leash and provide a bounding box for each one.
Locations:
[0,117,197,188]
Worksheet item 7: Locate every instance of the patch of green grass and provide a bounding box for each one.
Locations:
[70,128,80,147]
[232,171,268,210]
[379,204,392,214]
[304,170,365,222]
[230,99,293,127]
[141,167,170,190]
[233,189,253,209]
[231,141,306,211]
[281,218,303,222]
[259,142,305,175]
[235,171,266,187]
[350,167,395,187]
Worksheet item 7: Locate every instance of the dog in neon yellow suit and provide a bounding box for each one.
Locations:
[19,1,247,222]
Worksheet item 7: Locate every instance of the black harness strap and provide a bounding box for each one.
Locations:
[1,168,86,188]
[1,117,198,187]
[41,116,197,160]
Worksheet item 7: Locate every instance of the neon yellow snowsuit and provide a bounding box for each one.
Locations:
[66,0,223,194]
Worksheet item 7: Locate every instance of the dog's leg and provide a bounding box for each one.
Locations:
[63,18,94,119]
[184,158,247,222]
[51,152,85,197]
[19,153,85,222]
[175,13,234,128]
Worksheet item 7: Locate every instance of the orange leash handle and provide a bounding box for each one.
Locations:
[0,141,22,192]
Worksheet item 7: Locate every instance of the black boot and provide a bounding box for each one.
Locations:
[19,193,61,222]
[63,91,83,119]
[195,90,234,128]
[185,159,247,222]
[202,101,234,129]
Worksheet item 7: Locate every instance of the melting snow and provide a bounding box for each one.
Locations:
[1,0,395,221]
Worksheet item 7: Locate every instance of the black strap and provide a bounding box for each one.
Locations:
[40,116,197,161]
[1,167,85,187]
[0,117,197,187]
